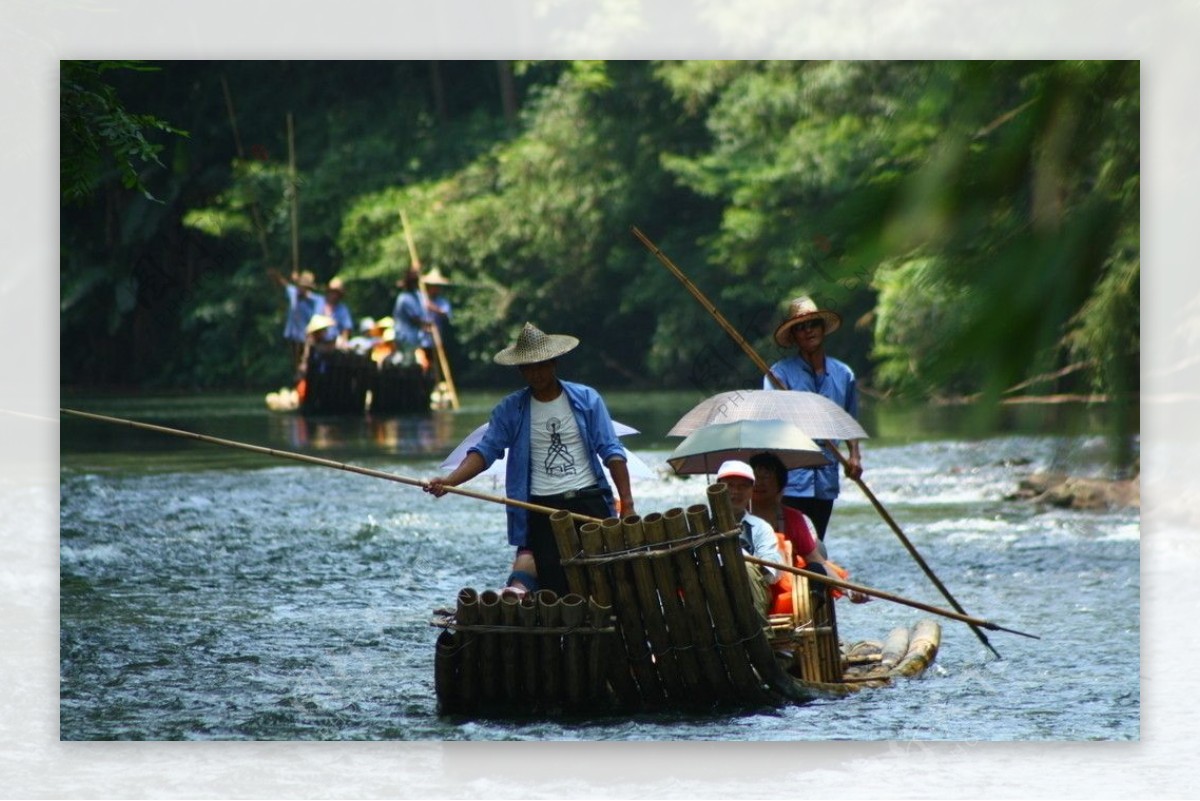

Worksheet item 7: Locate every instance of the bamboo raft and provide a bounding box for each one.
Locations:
[432,483,940,716]
[267,350,434,415]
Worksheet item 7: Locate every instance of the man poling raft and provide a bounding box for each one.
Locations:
[632,225,1006,660]
[61,407,1037,714]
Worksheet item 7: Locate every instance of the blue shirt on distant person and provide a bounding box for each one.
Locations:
[284,285,323,344]
[764,355,859,500]
[393,290,433,349]
[468,380,625,547]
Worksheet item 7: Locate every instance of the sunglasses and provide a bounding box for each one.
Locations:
[794,319,825,333]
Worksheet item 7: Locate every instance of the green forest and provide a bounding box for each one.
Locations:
[60,60,1138,424]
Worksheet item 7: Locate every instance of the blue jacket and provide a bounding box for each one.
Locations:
[765,354,859,499]
[469,380,624,547]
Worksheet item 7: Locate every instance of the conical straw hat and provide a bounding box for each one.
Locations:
[493,322,579,366]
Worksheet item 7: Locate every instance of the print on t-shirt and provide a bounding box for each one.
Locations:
[543,417,577,478]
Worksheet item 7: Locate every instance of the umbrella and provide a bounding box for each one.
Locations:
[439,420,656,483]
[668,389,868,441]
[667,419,828,475]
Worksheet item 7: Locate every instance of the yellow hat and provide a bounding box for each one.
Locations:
[305,314,335,334]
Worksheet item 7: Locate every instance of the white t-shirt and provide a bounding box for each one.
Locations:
[529,391,598,495]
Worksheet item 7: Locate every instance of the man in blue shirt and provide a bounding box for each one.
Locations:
[392,268,434,372]
[425,323,635,596]
[268,268,324,377]
[319,277,354,347]
[764,296,863,542]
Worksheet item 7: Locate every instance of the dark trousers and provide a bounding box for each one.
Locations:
[782,496,834,541]
[526,490,612,596]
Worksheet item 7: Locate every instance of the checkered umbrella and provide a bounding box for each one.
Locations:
[668,389,868,442]
[667,419,829,476]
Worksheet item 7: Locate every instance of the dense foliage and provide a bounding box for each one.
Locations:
[61,60,1138,435]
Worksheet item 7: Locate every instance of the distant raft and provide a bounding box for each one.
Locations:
[264,350,435,416]
[431,483,940,717]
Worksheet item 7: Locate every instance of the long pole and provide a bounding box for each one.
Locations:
[745,555,1039,639]
[400,210,460,411]
[287,112,299,276]
[59,409,589,523]
[632,225,1005,658]
[62,407,1036,641]
[219,75,272,264]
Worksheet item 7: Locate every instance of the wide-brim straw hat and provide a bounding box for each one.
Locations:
[423,267,451,286]
[305,314,336,334]
[773,296,842,346]
[493,322,579,366]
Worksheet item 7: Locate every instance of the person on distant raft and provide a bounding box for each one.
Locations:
[392,267,434,373]
[764,296,863,541]
[318,277,354,348]
[268,268,324,378]
[713,459,785,617]
[421,267,453,340]
[424,323,634,597]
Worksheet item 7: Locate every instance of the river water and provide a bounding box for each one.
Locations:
[58,391,1139,742]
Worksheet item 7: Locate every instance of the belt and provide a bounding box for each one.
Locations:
[531,485,606,502]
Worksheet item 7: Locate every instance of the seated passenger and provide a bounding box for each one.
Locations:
[749,451,869,604]
[715,459,785,617]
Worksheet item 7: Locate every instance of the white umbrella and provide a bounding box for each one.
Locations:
[439,420,656,483]
[667,419,829,475]
[668,389,868,441]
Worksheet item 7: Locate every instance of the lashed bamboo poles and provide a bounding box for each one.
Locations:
[660,507,737,702]
[400,210,460,410]
[631,224,1005,660]
[576,520,641,707]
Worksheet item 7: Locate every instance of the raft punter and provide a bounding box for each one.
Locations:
[424,323,635,596]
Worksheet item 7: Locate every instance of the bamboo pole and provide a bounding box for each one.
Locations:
[455,588,480,712]
[683,504,766,701]
[536,590,563,708]
[499,591,522,701]
[620,515,686,702]
[577,521,641,707]
[641,511,707,699]
[220,75,272,265]
[705,483,799,699]
[550,509,588,597]
[59,409,599,524]
[400,210,460,410]
[477,590,501,703]
[661,507,735,702]
[631,224,1005,659]
[63,409,1036,641]
[743,555,1040,639]
[601,517,665,706]
[434,630,460,713]
[518,594,540,702]
[560,593,586,710]
[287,112,299,276]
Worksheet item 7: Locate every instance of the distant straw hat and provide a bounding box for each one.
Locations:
[377,316,394,328]
[305,314,335,335]
[493,322,579,366]
[773,296,842,346]
[423,267,451,286]
[326,277,346,294]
